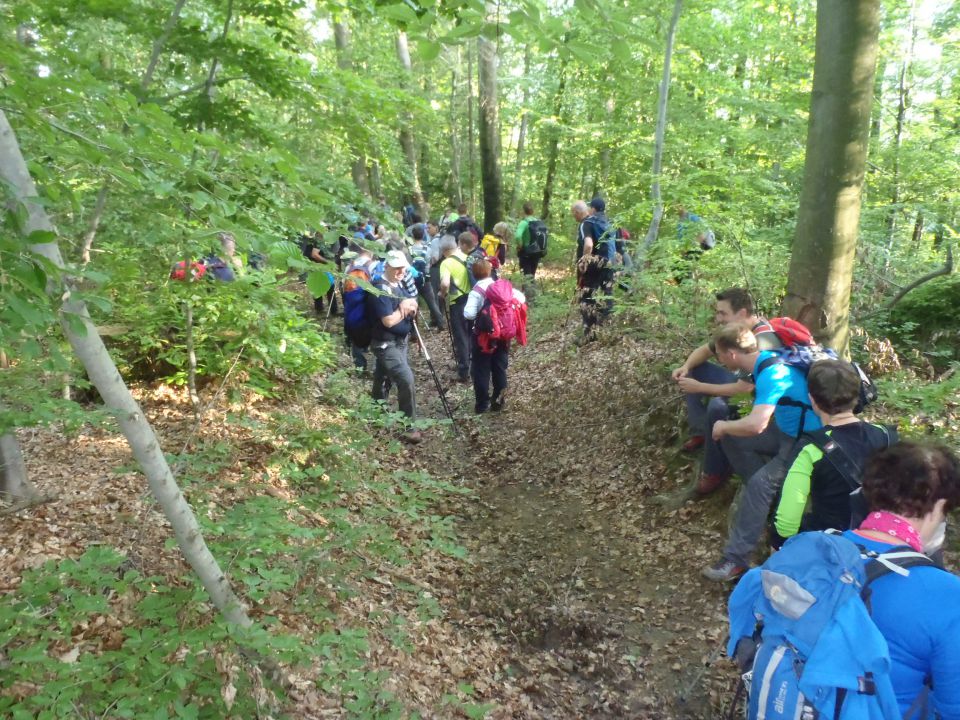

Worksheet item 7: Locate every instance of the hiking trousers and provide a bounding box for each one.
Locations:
[449,295,471,380]
[471,341,508,412]
[685,362,739,435]
[371,336,417,420]
[418,276,446,330]
[722,428,796,566]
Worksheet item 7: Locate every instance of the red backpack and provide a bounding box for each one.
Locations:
[170,260,207,281]
[754,317,815,348]
[474,279,528,354]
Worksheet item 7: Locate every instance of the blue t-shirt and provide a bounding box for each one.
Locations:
[366,283,411,340]
[753,351,822,437]
[841,531,960,717]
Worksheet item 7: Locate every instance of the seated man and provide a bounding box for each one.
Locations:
[671,288,780,494]
[701,322,822,582]
[770,359,896,548]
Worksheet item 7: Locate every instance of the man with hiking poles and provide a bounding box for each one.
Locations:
[366,250,423,444]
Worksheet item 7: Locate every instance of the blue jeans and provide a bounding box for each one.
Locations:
[685,362,738,435]
[702,397,740,476]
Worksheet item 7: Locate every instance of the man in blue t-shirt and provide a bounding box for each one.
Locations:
[701,322,822,582]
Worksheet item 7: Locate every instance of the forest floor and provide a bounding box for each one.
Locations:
[1,269,793,719]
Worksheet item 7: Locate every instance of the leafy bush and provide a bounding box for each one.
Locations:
[887,275,960,367]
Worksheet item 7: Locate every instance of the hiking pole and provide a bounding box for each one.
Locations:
[441,297,456,354]
[412,320,459,435]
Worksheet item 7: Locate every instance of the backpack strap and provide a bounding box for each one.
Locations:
[804,429,866,494]
[858,544,937,613]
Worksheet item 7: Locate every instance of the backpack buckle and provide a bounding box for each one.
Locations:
[858,673,877,695]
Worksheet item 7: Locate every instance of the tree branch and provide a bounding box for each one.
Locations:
[145,75,247,105]
[884,244,953,311]
[140,0,189,94]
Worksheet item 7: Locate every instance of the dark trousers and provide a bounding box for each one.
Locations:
[313,287,337,315]
[449,295,471,380]
[579,266,614,332]
[417,276,446,329]
[471,342,508,412]
[371,336,416,420]
[518,254,540,278]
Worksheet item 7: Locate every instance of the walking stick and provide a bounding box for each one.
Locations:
[322,283,336,332]
[441,297,456,355]
[412,320,459,435]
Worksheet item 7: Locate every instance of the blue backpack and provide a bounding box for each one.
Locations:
[728,532,934,720]
[203,255,235,282]
[586,216,617,262]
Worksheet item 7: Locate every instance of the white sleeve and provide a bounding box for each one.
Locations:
[464,289,484,320]
[513,289,526,304]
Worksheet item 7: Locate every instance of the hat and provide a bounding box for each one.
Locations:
[589,197,606,212]
[385,250,409,269]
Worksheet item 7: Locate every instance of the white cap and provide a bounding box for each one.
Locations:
[385,250,409,269]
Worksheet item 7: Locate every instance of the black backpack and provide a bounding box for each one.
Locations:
[803,424,899,529]
[450,216,483,243]
[524,219,548,257]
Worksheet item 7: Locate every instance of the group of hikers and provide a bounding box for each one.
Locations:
[673,287,959,718]
[172,196,958,718]
[300,201,543,443]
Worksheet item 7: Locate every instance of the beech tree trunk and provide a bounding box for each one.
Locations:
[540,58,569,222]
[0,432,33,502]
[509,48,531,216]
[0,109,254,631]
[335,20,371,197]
[466,42,476,211]
[448,47,463,206]
[782,0,881,353]
[641,0,683,254]
[395,31,426,216]
[477,35,503,233]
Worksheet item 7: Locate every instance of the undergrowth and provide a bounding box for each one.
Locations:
[0,371,470,719]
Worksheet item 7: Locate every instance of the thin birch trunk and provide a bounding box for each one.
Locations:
[467,43,476,211]
[80,182,109,265]
[641,0,683,255]
[0,109,254,631]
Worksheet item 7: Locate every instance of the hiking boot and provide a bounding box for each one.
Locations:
[696,470,732,496]
[474,405,488,415]
[401,430,424,444]
[491,391,506,412]
[682,435,705,452]
[701,558,746,583]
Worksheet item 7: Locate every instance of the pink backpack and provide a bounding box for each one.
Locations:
[474,279,527,353]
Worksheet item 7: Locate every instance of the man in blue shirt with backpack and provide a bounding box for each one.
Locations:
[702,322,822,582]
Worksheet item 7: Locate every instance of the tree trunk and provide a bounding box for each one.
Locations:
[477,35,503,233]
[509,48,532,215]
[883,0,917,272]
[540,58,569,222]
[80,182,109,265]
[641,0,683,255]
[369,160,382,199]
[335,20,371,197]
[395,31,426,216]
[0,109,254,631]
[0,432,35,502]
[140,0,188,95]
[782,0,881,353]
[467,42,476,211]
[597,96,615,197]
[448,47,463,206]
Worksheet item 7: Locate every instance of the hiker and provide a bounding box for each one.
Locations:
[677,204,715,252]
[572,199,616,342]
[447,203,483,243]
[404,213,425,238]
[701,322,822,582]
[482,222,510,266]
[341,247,378,371]
[439,203,459,232]
[366,250,422,444]
[726,442,960,720]
[301,230,337,315]
[672,288,782,493]
[515,201,548,299]
[217,232,243,276]
[847,442,960,714]
[409,225,446,330]
[770,360,898,549]
[463,259,526,414]
[437,235,472,383]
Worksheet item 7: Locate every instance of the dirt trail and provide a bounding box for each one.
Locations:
[406,291,743,719]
